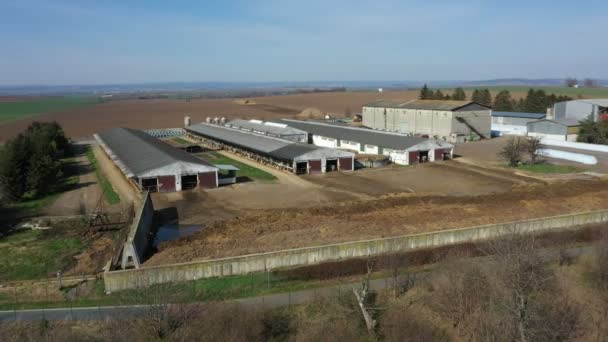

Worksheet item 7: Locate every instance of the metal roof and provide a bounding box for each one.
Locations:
[225,119,307,136]
[278,119,454,151]
[94,127,217,178]
[187,123,353,161]
[363,99,490,111]
[528,118,581,127]
[492,111,546,119]
[215,164,240,171]
[556,99,608,107]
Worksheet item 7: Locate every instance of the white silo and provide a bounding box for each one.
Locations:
[184,116,192,127]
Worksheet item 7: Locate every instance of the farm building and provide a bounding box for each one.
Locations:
[491,111,546,136]
[224,119,308,143]
[527,119,580,142]
[94,127,219,192]
[553,99,608,122]
[275,119,455,165]
[186,123,355,174]
[362,100,492,143]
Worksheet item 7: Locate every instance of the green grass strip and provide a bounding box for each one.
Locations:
[86,148,120,204]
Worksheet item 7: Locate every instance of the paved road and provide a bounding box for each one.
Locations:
[0,246,592,322]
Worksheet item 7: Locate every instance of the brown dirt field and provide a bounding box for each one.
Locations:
[146,178,608,266]
[0,90,419,141]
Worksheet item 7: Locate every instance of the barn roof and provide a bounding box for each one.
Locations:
[186,123,353,161]
[225,119,307,136]
[492,111,546,119]
[94,127,217,178]
[363,99,490,111]
[277,119,454,151]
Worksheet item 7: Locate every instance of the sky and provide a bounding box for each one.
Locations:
[0,0,607,85]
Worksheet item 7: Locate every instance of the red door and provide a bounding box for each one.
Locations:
[158,175,176,192]
[434,149,444,161]
[408,152,419,165]
[339,157,353,171]
[309,160,322,174]
[198,172,217,189]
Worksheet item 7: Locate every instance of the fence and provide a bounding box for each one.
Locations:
[104,209,608,292]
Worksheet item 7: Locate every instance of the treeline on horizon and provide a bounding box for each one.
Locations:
[418,84,573,113]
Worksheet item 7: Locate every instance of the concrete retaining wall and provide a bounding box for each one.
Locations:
[120,192,154,269]
[105,209,608,292]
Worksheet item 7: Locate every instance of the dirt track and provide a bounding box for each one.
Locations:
[146,178,608,266]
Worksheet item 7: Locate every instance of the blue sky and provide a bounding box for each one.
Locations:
[1,0,607,85]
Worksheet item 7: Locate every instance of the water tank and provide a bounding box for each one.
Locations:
[205,117,211,123]
[213,117,219,124]
[184,116,192,127]
[220,117,226,124]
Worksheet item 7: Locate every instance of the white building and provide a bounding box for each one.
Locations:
[491,111,546,136]
[553,99,608,122]
[362,100,492,143]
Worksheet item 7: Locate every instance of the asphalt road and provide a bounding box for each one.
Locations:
[0,246,592,322]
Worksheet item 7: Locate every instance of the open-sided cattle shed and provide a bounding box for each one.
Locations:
[186,123,355,174]
[94,127,218,192]
[276,119,455,165]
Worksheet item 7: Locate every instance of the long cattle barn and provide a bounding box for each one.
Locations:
[224,119,308,143]
[186,123,355,174]
[94,127,219,192]
[275,119,455,165]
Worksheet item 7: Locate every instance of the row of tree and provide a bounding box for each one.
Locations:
[0,122,69,202]
[418,85,572,113]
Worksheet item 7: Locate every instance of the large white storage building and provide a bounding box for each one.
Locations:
[362,100,491,143]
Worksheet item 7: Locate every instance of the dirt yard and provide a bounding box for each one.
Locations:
[455,137,608,174]
[150,158,520,228]
[146,178,608,266]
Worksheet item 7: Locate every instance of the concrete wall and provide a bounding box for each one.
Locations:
[361,106,491,142]
[105,209,608,292]
[120,192,155,269]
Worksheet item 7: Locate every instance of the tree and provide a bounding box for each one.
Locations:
[433,90,445,100]
[471,89,482,104]
[452,87,467,101]
[499,136,526,166]
[577,117,608,144]
[419,84,432,100]
[583,78,599,88]
[565,77,578,87]
[0,121,69,201]
[524,136,543,164]
[480,89,493,107]
[493,90,515,111]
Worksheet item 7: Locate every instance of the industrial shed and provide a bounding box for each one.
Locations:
[186,123,355,174]
[276,119,455,165]
[94,127,219,192]
[491,111,546,136]
[224,119,308,143]
[553,99,608,122]
[527,119,580,142]
[362,100,491,143]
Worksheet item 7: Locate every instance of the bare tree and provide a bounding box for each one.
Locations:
[525,136,544,164]
[565,77,578,87]
[499,136,527,166]
[583,78,599,88]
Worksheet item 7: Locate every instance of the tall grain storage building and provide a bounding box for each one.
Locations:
[362,100,491,143]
